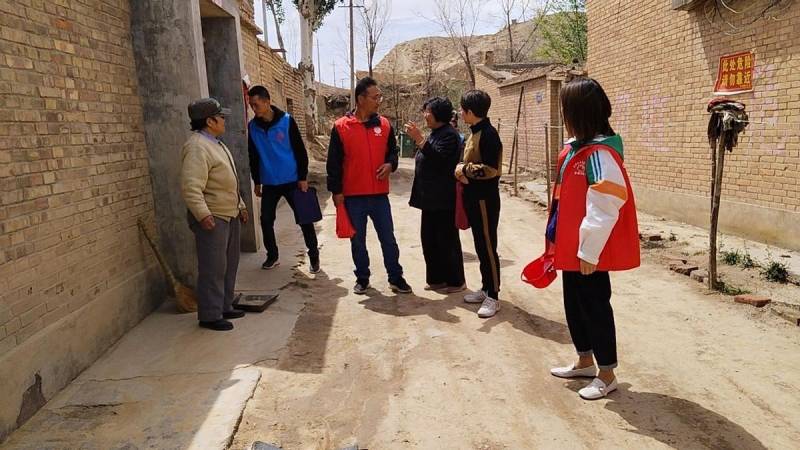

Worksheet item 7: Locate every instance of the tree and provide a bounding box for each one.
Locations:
[498,0,552,62]
[432,0,484,88]
[537,0,587,64]
[266,0,287,54]
[359,0,391,78]
[293,0,338,138]
[422,47,436,98]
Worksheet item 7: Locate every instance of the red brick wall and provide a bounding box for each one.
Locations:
[476,70,556,175]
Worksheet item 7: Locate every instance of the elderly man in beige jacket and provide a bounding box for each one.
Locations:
[181,98,249,331]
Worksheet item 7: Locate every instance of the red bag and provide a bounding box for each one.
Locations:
[521,240,557,288]
[455,182,469,230]
[336,203,356,239]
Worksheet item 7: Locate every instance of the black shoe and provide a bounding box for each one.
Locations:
[309,255,320,274]
[223,309,246,319]
[199,319,234,331]
[262,257,280,270]
[389,278,412,294]
[353,280,370,294]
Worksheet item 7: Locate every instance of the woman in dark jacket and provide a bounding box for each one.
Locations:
[405,97,466,293]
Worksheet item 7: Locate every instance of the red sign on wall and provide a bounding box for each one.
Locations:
[714,51,755,95]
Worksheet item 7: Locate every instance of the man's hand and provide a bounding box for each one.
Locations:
[404,121,424,145]
[239,209,248,224]
[579,258,597,275]
[254,185,262,197]
[200,215,216,231]
[376,163,392,180]
[333,193,345,207]
[457,175,469,185]
[297,180,309,192]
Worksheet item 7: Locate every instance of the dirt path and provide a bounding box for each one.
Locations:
[231,171,800,449]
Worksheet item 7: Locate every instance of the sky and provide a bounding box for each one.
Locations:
[252,0,525,87]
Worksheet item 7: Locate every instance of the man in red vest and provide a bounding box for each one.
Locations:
[327,77,412,295]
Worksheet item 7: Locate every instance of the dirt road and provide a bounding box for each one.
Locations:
[231,170,800,449]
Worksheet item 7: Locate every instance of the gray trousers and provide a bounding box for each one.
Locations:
[190,215,241,322]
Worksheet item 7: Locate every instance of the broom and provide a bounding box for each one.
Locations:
[137,218,197,313]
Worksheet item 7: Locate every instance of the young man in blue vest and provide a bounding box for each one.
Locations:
[247,85,320,273]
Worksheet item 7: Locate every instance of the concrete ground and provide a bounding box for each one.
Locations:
[4,163,800,449]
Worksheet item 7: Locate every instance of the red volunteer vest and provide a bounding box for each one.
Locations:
[334,114,392,196]
[553,144,640,271]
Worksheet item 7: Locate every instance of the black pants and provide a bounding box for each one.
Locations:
[420,209,465,287]
[464,192,501,298]
[260,183,319,259]
[562,271,618,369]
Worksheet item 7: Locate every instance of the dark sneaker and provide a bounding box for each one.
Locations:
[223,309,246,319]
[199,319,234,331]
[389,278,412,294]
[309,255,321,274]
[262,257,280,270]
[353,280,370,295]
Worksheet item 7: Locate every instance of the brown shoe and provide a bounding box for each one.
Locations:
[424,283,447,291]
[441,284,466,294]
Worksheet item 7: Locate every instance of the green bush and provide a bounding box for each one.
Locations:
[721,250,742,266]
[762,261,789,283]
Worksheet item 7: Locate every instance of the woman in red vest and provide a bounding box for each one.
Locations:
[546,78,640,400]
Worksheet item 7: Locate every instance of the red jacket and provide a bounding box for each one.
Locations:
[553,144,640,271]
[331,114,395,196]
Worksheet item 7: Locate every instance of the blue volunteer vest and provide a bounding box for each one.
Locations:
[248,114,298,185]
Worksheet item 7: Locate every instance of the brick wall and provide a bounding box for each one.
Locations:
[476,70,556,176]
[0,0,156,357]
[587,0,800,214]
[239,3,307,137]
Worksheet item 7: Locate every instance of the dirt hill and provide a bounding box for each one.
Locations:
[375,18,547,77]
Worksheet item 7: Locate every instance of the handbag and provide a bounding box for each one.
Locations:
[335,203,356,239]
[455,182,469,230]
[521,240,557,288]
[292,187,323,225]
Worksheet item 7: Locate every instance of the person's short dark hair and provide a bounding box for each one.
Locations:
[560,77,614,142]
[422,96,454,124]
[460,89,491,118]
[248,85,271,100]
[355,76,378,99]
[190,118,208,131]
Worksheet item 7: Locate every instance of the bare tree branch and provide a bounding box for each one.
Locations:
[432,0,484,88]
[359,0,391,78]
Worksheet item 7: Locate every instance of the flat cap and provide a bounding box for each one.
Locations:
[188,97,232,121]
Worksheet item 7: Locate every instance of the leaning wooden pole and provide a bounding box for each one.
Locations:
[708,128,726,289]
[510,86,525,196]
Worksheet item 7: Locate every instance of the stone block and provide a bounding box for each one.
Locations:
[734,295,771,308]
[670,263,698,276]
[690,269,708,283]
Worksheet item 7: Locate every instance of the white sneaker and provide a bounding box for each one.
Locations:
[578,377,618,400]
[464,290,487,304]
[477,297,499,318]
[550,364,598,379]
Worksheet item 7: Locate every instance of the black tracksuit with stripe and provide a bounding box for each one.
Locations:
[460,118,502,299]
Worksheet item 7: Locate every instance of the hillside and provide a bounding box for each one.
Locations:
[375,18,547,77]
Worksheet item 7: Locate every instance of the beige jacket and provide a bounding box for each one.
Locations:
[181,132,245,222]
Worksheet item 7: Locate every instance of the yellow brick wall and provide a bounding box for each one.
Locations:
[239,2,308,137]
[0,0,155,354]
[587,0,800,213]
